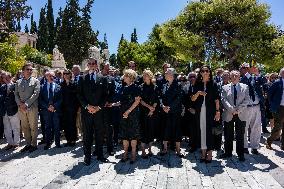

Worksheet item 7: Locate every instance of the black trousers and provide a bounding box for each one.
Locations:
[82,110,104,159]
[188,112,198,150]
[39,110,46,142]
[0,116,4,139]
[103,108,114,152]
[224,115,246,157]
[63,109,78,142]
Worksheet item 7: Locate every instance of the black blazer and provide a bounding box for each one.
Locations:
[77,73,108,112]
[161,80,183,114]
[39,83,62,113]
[0,83,18,116]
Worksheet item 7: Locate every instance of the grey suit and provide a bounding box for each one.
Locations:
[221,83,250,158]
[221,83,250,122]
[15,77,40,146]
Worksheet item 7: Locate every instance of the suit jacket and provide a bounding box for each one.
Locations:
[77,73,108,112]
[39,82,62,113]
[15,77,40,109]
[240,76,264,105]
[268,79,284,113]
[0,83,18,116]
[221,83,250,122]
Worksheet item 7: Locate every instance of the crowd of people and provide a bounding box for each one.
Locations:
[0,60,283,166]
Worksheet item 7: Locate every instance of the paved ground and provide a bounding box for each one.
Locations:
[0,132,284,189]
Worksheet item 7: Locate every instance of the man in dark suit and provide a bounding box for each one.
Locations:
[77,58,109,165]
[266,68,284,150]
[0,70,5,140]
[39,71,62,150]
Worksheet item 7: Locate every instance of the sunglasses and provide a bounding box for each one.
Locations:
[63,72,71,75]
[89,62,97,65]
[189,76,196,79]
[25,68,33,71]
[201,70,209,73]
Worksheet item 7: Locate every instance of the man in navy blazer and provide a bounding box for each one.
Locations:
[266,68,284,150]
[39,71,62,150]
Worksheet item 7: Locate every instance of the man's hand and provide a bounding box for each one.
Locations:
[163,106,170,113]
[19,102,27,112]
[123,111,130,119]
[87,105,96,114]
[48,105,55,112]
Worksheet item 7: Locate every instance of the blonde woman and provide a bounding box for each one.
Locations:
[140,69,159,158]
[119,69,141,164]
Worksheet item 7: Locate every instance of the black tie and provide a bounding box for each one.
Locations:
[48,83,54,105]
[248,77,255,102]
[91,73,95,81]
[233,84,237,106]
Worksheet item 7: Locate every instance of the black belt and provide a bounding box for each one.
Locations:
[248,103,259,107]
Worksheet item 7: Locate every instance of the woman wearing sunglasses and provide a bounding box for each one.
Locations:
[191,65,221,163]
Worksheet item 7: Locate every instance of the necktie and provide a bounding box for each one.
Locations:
[233,84,237,106]
[48,83,54,105]
[248,77,255,102]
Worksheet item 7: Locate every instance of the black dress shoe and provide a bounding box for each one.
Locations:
[239,156,245,162]
[97,157,109,163]
[244,148,249,154]
[44,145,51,150]
[56,145,62,148]
[92,151,97,157]
[84,157,91,166]
[108,151,115,156]
[38,140,45,145]
[251,149,259,155]
[262,129,270,134]
[29,146,38,152]
[219,153,232,159]
[20,145,31,153]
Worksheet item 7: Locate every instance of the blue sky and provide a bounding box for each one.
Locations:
[23,0,284,54]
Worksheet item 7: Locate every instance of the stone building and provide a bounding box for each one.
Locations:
[14,32,38,48]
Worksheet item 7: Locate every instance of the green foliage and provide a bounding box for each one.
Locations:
[160,0,278,69]
[109,53,117,67]
[0,35,25,75]
[19,45,52,67]
[46,0,55,53]
[265,35,284,72]
[131,28,138,43]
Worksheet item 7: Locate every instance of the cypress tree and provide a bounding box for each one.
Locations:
[37,7,48,52]
[24,24,29,33]
[131,28,138,43]
[46,0,55,53]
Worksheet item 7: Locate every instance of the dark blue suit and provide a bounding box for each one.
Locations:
[39,82,62,146]
[268,79,284,113]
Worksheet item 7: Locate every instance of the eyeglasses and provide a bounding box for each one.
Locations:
[201,70,209,73]
[189,76,196,79]
[88,62,97,65]
[63,72,71,75]
[25,68,33,71]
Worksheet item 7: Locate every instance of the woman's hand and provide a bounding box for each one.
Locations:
[148,106,155,112]
[148,110,154,117]
[198,91,207,97]
[214,111,221,121]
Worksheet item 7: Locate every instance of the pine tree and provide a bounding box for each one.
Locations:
[37,7,48,52]
[0,0,31,32]
[54,7,62,46]
[131,28,138,43]
[24,24,29,33]
[46,0,55,53]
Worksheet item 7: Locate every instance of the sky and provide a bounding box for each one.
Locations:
[23,0,284,54]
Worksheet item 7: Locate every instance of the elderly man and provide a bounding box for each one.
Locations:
[220,70,250,161]
[15,63,40,153]
[266,68,284,150]
[39,71,62,150]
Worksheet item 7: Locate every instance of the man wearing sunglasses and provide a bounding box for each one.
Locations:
[15,63,40,153]
[77,58,109,165]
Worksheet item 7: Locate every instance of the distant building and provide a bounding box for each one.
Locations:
[14,32,38,48]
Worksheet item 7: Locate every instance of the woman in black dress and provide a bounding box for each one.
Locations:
[61,69,79,147]
[160,68,184,157]
[119,69,141,163]
[140,69,159,158]
[191,65,220,163]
